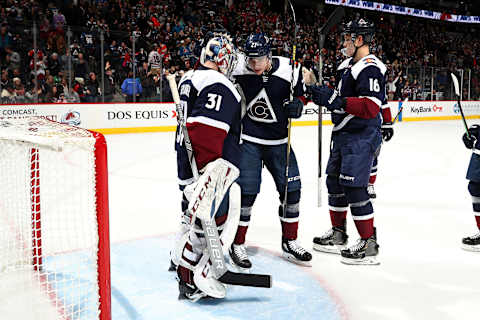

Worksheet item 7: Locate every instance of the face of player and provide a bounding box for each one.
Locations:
[247,55,269,75]
[341,34,356,57]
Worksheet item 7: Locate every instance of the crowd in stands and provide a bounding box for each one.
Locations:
[1,0,480,104]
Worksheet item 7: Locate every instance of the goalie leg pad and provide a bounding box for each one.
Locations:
[193,253,227,299]
[186,158,240,222]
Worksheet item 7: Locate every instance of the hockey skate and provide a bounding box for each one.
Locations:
[282,238,312,266]
[462,231,480,252]
[312,226,348,254]
[367,184,376,199]
[340,230,379,265]
[229,243,252,272]
[178,280,208,302]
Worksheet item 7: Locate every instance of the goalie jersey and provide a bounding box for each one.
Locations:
[334,54,388,131]
[232,55,305,145]
[175,66,242,188]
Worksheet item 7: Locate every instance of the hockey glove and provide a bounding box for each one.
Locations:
[381,122,394,142]
[308,85,345,112]
[284,97,304,119]
[463,125,480,149]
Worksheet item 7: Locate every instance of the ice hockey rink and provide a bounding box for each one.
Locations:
[106,119,480,320]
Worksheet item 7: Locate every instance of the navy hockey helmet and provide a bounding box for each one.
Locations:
[342,18,375,44]
[244,33,271,58]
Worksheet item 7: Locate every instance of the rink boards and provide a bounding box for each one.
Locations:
[0,100,479,134]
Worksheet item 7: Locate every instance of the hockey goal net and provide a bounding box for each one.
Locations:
[0,117,111,319]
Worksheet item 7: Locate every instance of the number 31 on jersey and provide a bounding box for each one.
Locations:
[205,93,222,111]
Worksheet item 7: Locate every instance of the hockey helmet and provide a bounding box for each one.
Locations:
[244,33,271,58]
[342,19,375,44]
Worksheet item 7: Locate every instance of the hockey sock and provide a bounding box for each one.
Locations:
[345,186,374,239]
[234,194,256,245]
[467,181,480,230]
[327,175,348,228]
[177,265,194,285]
[278,190,301,240]
[369,157,378,184]
[330,209,347,228]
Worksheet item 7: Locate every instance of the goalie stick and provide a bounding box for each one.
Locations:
[167,74,272,288]
[317,6,345,207]
[451,73,470,138]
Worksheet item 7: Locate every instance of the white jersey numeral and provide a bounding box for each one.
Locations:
[205,93,222,111]
[369,78,380,92]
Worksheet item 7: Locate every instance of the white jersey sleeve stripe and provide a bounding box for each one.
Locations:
[187,116,230,133]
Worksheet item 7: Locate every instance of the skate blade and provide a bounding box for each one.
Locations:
[341,256,380,265]
[312,244,345,254]
[462,244,480,252]
[282,252,312,267]
[228,260,251,273]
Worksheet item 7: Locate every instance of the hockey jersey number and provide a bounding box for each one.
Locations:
[205,94,222,111]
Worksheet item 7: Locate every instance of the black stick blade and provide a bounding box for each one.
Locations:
[218,271,272,288]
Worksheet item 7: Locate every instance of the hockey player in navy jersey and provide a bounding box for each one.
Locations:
[173,33,244,300]
[228,33,312,270]
[461,125,480,251]
[334,59,394,200]
[310,19,386,265]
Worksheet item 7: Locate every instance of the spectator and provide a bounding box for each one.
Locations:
[74,52,89,81]
[121,71,142,102]
[85,72,99,102]
[1,83,17,104]
[139,62,155,100]
[103,63,116,102]
[12,77,25,103]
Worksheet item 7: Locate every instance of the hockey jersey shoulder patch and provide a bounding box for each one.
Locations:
[191,69,241,102]
[351,55,387,80]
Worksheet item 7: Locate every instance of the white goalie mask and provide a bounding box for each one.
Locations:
[200,35,238,77]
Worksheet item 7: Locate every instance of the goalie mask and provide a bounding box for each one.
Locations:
[341,19,375,57]
[200,34,238,77]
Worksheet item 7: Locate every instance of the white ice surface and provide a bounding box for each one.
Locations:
[106,120,480,320]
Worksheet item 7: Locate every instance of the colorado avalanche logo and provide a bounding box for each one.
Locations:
[247,88,277,123]
[61,110,81,126]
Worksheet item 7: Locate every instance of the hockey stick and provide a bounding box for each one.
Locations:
[451,73,470,138]
[282,0,297,218]
[317,6,345,207]
[167,74,198,180]
[167,74,272,288]
[392,98,408,124]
